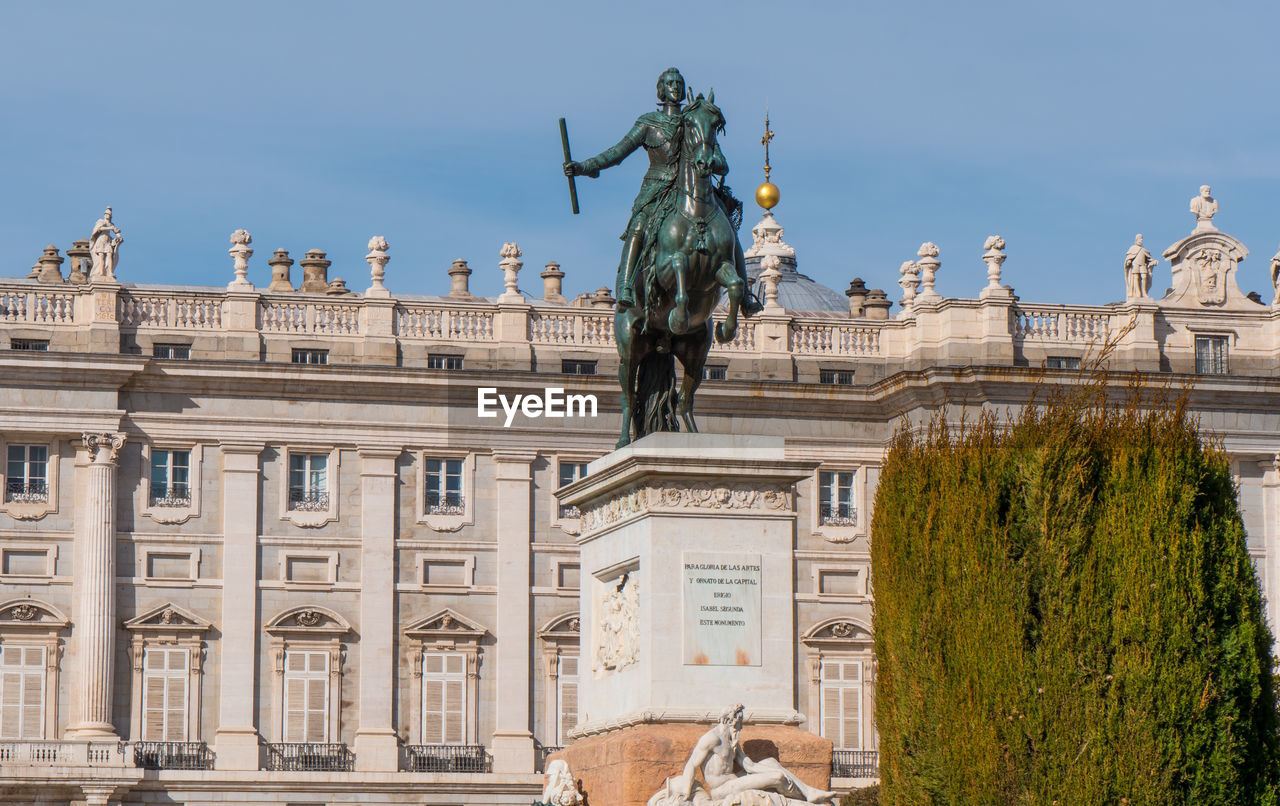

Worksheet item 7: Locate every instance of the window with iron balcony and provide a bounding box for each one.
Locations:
[5,445,48,504]
[425,458,464,515]
[557,461,589,519]
[149,449,191,507]
[289,454,329,511]
[819,471,856,527]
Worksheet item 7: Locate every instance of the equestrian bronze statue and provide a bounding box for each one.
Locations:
[564,68,761,448]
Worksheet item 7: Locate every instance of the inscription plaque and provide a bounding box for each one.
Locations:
[682,551,762,666]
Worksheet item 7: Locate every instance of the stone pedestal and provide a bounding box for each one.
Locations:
[556,434,825,806]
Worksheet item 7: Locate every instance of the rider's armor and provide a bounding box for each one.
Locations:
[578,109,762,315]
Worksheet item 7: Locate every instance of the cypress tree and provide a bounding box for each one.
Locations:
[871,382,1279,805]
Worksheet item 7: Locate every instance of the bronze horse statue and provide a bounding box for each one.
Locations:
[614,92,746,448]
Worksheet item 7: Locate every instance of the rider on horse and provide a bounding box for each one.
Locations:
[563,67,764,317]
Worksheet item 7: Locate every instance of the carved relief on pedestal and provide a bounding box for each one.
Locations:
[594,572,639,674]
[579,480,791,534]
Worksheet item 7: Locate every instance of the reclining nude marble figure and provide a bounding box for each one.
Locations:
[648,705,837,806]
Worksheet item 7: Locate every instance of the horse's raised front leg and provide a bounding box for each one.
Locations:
[667,252,690,334]
[714,261,743,343]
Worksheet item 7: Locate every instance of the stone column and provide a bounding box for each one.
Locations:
[214,443,264,769]
[354,448,402,771]
[1262,456,1280,639]
[67,432,126,740]
[490,452,537,773]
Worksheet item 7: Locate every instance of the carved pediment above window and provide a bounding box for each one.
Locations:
[538,612,582,642]
[1161,229,1257,310]
[0,598,69,629]
[124,602,211,634]
[265,605,351,638]
[405,608,486,642]
[801,617,872,646]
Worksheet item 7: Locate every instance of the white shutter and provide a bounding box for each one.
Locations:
[142,648,188,741]
[0,645,44,739]
[423,652,467,744]
[283,650,329,743]
[819,659,863,750]
[557,655,579,744]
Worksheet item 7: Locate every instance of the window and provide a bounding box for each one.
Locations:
[819,369,855,386]
[150,449,191,507]
[153,343,190,360]
[427,354,463,371]
[0,645,45,739]
[1045,356,1081,370]
[556,655,579,745]
[289,454,329,511]
[819,660,863,750]
[425,458,464,515]
[6,445,47,504]
[142,648,188,741]
[819,471,856,527]
[561,360,596,375]
[283,650,330,743]
[291,348,329,365]
[703,365,727,381]
[9,339,48,352]
[422,652,466,744]
[557,461,589,518]
[1195,335,1228,375]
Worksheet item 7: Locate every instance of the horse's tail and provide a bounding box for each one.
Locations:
[635,351,679,437]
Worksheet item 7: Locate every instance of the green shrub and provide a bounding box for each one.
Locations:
[871,382,1279,805]
[839,784,880,806]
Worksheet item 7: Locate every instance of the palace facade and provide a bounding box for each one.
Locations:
[1,198,1279,805]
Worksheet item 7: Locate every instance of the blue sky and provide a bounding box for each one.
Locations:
[2,1,1278,305]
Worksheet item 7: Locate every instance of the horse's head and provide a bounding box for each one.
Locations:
[681,91,725,178]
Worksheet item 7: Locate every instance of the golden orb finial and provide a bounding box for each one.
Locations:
[755,111,779,210]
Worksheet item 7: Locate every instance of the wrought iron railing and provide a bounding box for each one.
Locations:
[132,741,213,770]
[832,749,879,779]
[148,484,192,508]
[404,744,490,773]
[288,488,330,512]
[264,742,353,772]
[819,504,857,527]
[4,480,47,504]
[558,504,581,519]
[425,493,465,516]
[537,744,564,773]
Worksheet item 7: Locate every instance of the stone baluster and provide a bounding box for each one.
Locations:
[897,260,920,318]
[542,261,566,303]
[498,243,524,302]
[366,236,390,298]
[915,242,941,304]
[449,259,473,297]
[36,245,65,283]
[845,278,869,318]
[760,254,783,311]
[267,249,295,292]
[67,432,126,740]
[228,230,254,291]
[299,249,331,293]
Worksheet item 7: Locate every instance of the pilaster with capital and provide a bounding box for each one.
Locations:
[67,432,126,740]
[1262,456,1280,637]
[490,451,537,772]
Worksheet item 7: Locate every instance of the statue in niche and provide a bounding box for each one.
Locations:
[596,572,639,671]
[1123,234,1156,301]
[1192,248,1227,305]
[1190,185,1218,231]
[89,207,123,279]
[649,704,836,806]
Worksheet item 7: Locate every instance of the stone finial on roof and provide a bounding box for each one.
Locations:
[759,255,783,311]
[448,259,473,298]
[36,246,64,284]
[915,242,941,304]
[299,250,331,293]
[897,260,920,318]
[498,243,524,302]
[845,278,869,317]
[542,261,566,303]
[745,212,794,261]
[589,286,616,309]
[66,240,90,284]
[267,249,295,292]
[228,229,254,291]
[366,236,390,298]
[980,235,1012,300]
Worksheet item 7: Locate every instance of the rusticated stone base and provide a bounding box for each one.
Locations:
[554,724,832,806]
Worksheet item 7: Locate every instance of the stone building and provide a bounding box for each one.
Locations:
[1,192,1279,805]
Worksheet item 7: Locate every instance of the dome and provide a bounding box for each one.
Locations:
[742,212,848,313]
